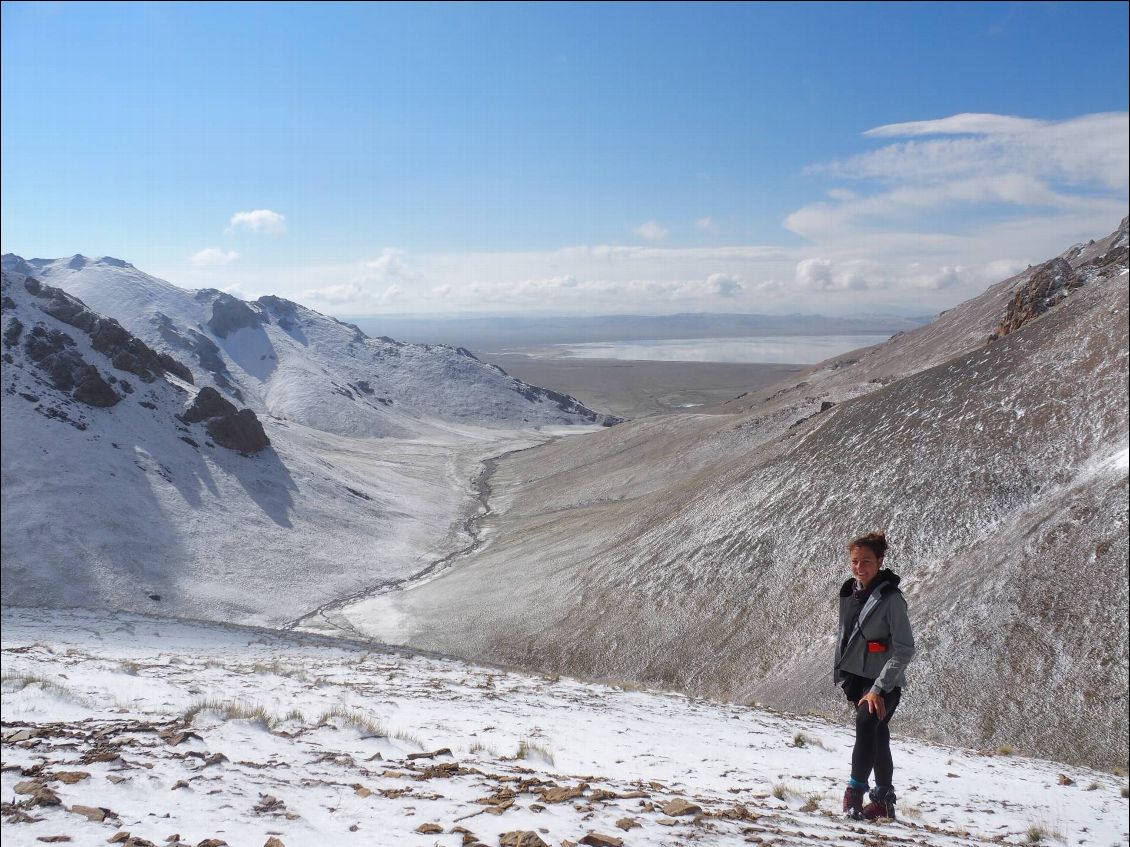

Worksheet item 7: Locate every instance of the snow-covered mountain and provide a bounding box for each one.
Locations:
[1,262,609,626]
[337,218,1130,771]
[0,253,616,438]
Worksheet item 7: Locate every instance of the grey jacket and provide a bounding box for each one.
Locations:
[833,570,915,695]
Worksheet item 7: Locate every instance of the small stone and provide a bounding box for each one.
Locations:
[580,834,624,847]
[31,787,63,807]
[171,780,189,790]
[53,771,91,784]
[656,817,678,826]
[36,837,72,844]
[353,784,373,798]
[202,753,228,767]
[196,840,228,847]
[264,838,286,847]
[1057,774,1075,786]
[69,805,111,822]
[661,797,702,816]
[540,785,585,803]
[14,780,45,794]
[406,748,453,760]
[615,817,640,830]
[108,834,131,844]
[498,833,549,847]
[415,823,443,834]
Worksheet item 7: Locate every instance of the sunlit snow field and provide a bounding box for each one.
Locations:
[2,607,1126,847]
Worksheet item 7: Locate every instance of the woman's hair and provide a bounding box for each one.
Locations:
[847,530,888,560]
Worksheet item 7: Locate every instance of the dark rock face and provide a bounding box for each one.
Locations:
[156,352,194,383]
[24,278,193,384]
[72,367,121,407]
[3,317,23,348]
[992,258,1080,339]
[207,292,264,338]
[23,325,121,407]
[181,386,238,423]
[205,409,270,454]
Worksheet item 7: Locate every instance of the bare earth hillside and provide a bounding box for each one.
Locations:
[346,218,1130,771]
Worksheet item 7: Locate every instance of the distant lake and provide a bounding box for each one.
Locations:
[519,334,892,364]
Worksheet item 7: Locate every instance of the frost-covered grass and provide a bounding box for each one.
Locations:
[2,606,1127,847]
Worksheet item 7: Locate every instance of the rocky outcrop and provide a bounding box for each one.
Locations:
[991,257,1079,340]
[23,325,121,408]
[205,409,270,454]
[24,277,193,385]
[152,313,239,399]
[205,292,264,338]
[179,386,269,453]
[181,387,238,423]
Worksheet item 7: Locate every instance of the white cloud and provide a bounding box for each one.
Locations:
[706,272,743,297]
[863,113,1045,138]
[634,220,669,241]
[227,209,287,236]
[191,247,240,266]
[695,216,718,233]
[306,282,362,305]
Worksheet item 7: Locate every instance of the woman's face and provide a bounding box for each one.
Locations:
[849,545,882,589]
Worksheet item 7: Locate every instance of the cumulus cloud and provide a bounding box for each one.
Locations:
[634,220,669,241]
[695,216,718,233]
[227,209,287,236]
[795,258,884,292]
[706,272,743,297]
[191,247,240,266]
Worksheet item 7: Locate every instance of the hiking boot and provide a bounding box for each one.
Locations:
[862,786,896,820]
[842,785,866,818]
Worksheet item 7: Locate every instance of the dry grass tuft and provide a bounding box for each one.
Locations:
[516,738,555,765]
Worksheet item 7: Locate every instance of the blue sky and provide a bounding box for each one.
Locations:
[2,1,1127,315]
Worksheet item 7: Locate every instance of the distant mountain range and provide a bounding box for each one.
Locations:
[343,312,932,349]
[346,217,1130,771]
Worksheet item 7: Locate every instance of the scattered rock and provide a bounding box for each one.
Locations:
[615,817,640,830]
[579,834,623,847]
[263,838,286,847]
[540,784,586,803]
[35,837,71,843]
[52,772,90,784]
[499,833,549,847]
[69,804,113,822]
[661,797,702,816]
[1057,774,1076,786]
[406,747,453,760]
[415,823,443,834]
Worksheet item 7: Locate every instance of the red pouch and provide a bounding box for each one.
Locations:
[866,640,888,653]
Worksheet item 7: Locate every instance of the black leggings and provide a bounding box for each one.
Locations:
[843,677,902,787]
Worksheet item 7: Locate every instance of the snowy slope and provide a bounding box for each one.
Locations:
[3,607,1127,847]
[337,218,1130,771]
[1,269,592,625]
[1,254,615,438]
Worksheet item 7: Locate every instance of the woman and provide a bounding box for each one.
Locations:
[833,531,915,821]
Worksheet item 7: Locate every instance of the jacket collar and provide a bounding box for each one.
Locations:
[840,568,900,598]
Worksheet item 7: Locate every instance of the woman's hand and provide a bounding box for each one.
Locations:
[858,691,887,721]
